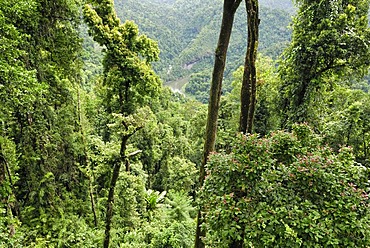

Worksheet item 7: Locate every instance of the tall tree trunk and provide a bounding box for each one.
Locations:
[89,180,98,227]
[103,160,122,248]
[235,1,259,246]
[239,0,259,134]
[195,1,242,247]
[103,125,142,248]
[77,88,98,227]
[103,135,128,248]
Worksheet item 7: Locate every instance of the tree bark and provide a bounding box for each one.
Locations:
[89,181,98,227]
[234,1,259,246]
[103,125,142,248]
[195,1,242,247]
[239,0,259,134]
[103,134,128,248]
[230,239,244,248]
[103,160,122,248]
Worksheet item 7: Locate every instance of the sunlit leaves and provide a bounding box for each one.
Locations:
[83,1,160,114]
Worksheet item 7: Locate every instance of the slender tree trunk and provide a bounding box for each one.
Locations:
[103,126,142,248]
[195,1,242,247]
[89,180,98,227]
[235,1,259,246]
[239,0,259,134]
[0,144,19,217]
[103,161,122,248]
[77,88,98,227]
[104,135,128,248]
[0,146,13,187]
[363,130,368,159]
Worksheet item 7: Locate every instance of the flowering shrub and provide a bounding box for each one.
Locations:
[200,124,370,247]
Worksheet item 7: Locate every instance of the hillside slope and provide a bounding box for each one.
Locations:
[114,0,293,83]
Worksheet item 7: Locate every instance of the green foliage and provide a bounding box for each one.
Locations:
[3,0,370,247]
[0,0,89,243]
[114,0,292,84]
[0,138,23,247]
[159,157,197,193]
[112,171,147,230]
[149,220,195,248]
[165,190,196,222]
[84,0,161,115]
[21,214,103,248]
[0,0,106,246]
[145,189,166,212]
[0,0,40,134]
[147,191,195,248]
[201,124,370,247]
[81,69,203,248]
[218,54,280,139]
[320,85,370,166]
[108,191,195,248]
[80,24,104,91]
[279,0,370,125]
[131,88,206,192]
[185,71,211,103]
[0,214,23,247]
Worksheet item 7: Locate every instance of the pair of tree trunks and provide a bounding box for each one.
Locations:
[195,0,259,247]
[239,0,259,135]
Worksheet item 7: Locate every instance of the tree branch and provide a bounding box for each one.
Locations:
[232,0,243,12]
[126,150,142,158]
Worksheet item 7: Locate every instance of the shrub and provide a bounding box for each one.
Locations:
[200,124,370,247]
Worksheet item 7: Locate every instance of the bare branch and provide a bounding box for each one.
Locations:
[126,150,142,158]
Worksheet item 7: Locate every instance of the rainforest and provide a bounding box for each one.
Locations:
[1,0,370,247]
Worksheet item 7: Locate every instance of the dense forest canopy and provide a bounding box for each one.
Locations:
[113,0,370,102]
[1,0,370,247]
[114,0,293,84]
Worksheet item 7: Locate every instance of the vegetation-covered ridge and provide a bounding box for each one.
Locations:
[114,0,293,84]
[0,0,370,247]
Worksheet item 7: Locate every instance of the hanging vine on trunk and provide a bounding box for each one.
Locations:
[83,1,160,247]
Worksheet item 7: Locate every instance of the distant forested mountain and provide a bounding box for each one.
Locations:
[114,0,293,84]
[259,0,294,10]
